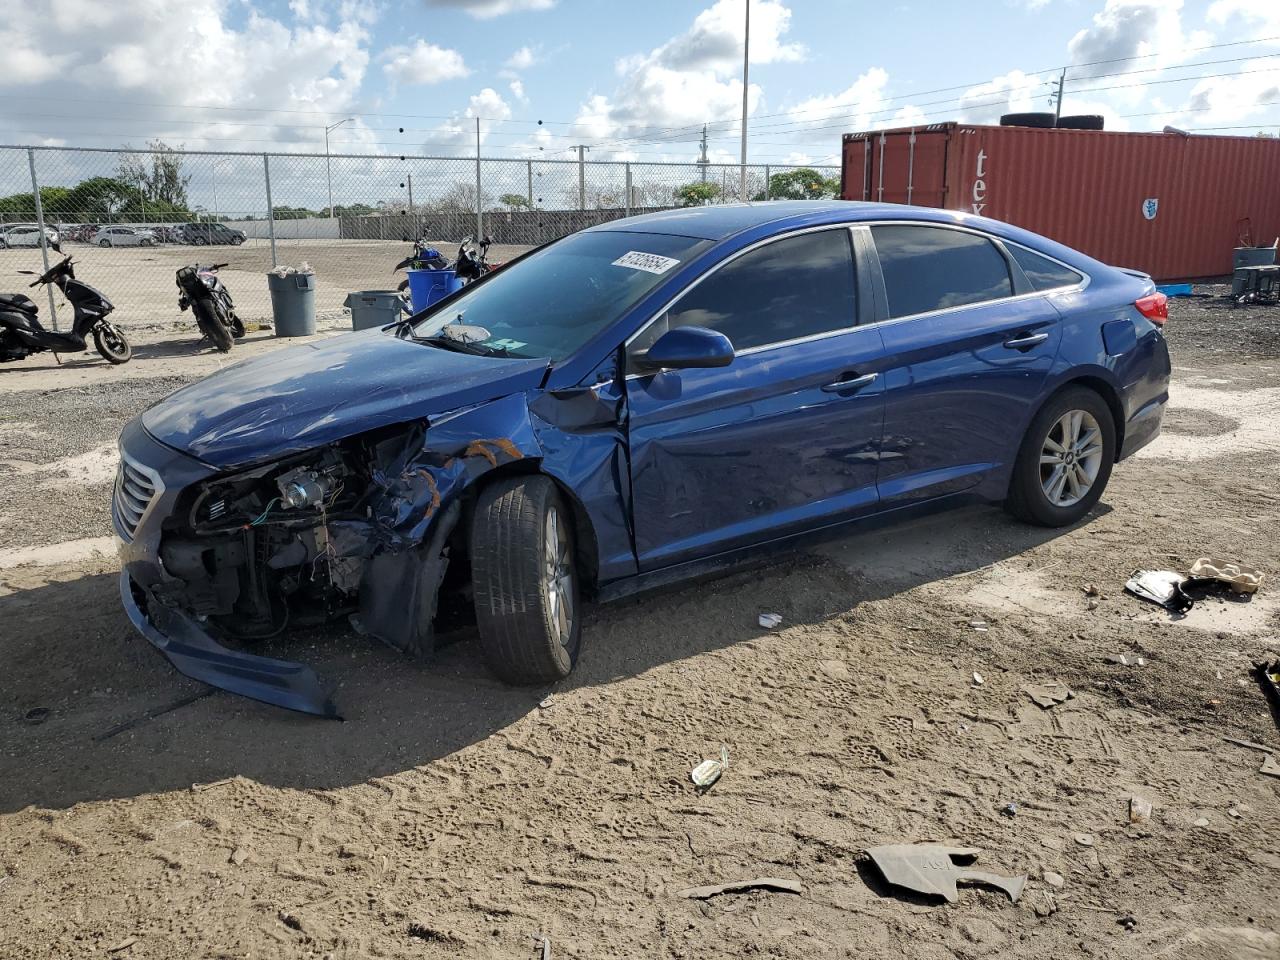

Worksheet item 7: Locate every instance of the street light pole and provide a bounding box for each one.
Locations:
[325,118,354,219]
[739,0,750,200]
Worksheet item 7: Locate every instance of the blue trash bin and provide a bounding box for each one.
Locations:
[406,268,462,313]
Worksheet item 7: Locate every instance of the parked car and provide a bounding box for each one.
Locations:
[179,222,246,245]
[0,224,60,249]
[92,226,157,247]
[114,201,1171,717]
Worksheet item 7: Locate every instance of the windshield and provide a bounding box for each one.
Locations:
[409,230,709,360]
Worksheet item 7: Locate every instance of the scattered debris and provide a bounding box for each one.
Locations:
[677,877,804,900]
[1189,558,1264,594]
[972,672,985,686]
[1129,797,1153,824]
[533,933,552,960]
[538,696,555,710]
[1193,817,1210,827]
[1119,914,1139,932]
[1105,653,1144,666]
[1228,807,1244,819]
[968,620,989,632]
[1084,584,1101,597]
[865,844,1025,904]
[1223,736,1274,754]
[1000,802,1019,818]
[93,689,216,742]
[405,923,463,945]
[1073,833,1095,847]
[1043,871,1065,889]
[106,937,138,953]
[23,707,49,725]
[229,846,249,866]
[1256,660,1280,731]
[1125,570,1193,613]
[690,746,730,790]
[1261,755,1280,779]
[1022,682,1073,709]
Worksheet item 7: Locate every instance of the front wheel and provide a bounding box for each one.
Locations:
[98,239,111,247]
[1005,386,1116,527]
[93,323,132,364]
[229,315,246,338]
[193,299,233,353]
[471,476,581,684]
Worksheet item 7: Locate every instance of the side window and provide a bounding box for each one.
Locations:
[631,229,856,360]
[871,224,1013,319]
[1009,244,1084,291]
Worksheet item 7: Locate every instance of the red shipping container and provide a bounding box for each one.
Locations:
[840,122,1280,281]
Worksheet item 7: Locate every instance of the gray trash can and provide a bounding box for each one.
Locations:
[344,290,405,331]
[267,271,316,337]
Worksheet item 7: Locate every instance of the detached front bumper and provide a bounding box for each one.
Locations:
[119,573,340,718]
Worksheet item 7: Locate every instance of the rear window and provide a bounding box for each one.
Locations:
[1009,245,1085,291]
[871,224,1013,319]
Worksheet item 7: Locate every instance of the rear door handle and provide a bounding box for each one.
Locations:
[821,372,878,393]
[1004,332,1049,349]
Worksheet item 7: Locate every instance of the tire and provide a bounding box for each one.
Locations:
[232,237,244,245]
[194,237,207,246]
[193,299,233,353]
[1005,386,1116,527]
[98,239,110,247]
[1000,112,1057,129]
[93,323,132,364]
[229,315,246,338]
[471,475,581,684]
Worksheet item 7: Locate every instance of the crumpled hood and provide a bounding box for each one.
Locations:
[142,329,549,467]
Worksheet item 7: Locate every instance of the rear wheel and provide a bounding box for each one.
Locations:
[471,476,581,684]
[193,299,233,353]
[93,323,132,364]
[1006,386,1115,527]
[98,238,110,247]
[230,315,246,338]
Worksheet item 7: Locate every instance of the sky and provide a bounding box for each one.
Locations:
[1,0,1277,177]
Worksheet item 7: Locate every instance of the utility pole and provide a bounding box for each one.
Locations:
[1052,68,1067,123]
[739,0,750,200]
[475,117,483,239]
[698,124,709,183]
[574,144,590,211]
[324,117,354,219]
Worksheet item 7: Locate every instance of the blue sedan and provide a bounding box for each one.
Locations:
[113,201,1171,716]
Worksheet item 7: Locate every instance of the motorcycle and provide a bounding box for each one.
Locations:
[1,255,132,364]
[177,262,245,353]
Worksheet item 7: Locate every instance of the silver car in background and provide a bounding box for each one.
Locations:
[0,224,60,249]
[92,226,157,247]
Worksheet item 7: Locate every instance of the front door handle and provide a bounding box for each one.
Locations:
[821,372,878,393]
[1004,332,1049,350]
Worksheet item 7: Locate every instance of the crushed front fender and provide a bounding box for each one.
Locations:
[120,572,341,719]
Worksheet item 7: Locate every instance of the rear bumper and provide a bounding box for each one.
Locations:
[120,571,340,719]
[1119,392,1166,460]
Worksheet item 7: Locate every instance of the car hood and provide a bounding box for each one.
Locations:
[142,329,550,468]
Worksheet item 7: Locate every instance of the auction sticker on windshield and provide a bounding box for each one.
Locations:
[612,251,681,274]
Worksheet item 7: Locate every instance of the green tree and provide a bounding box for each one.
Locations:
[116,139,192,209]
[673,181,722,207]
[273,205,317,219]
[499,193,532,210]
[754,168,840,201]
[333,203,377,217]
[64,177,133,218]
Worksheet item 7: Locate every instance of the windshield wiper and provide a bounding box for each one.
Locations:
[415,335,513,358]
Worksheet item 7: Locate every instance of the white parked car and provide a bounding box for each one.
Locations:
[0,224,60,249]
[92,226,156,248]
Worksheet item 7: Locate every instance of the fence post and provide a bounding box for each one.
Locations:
[577,145,586,212]
[624,163,632,217]
[27,148,58,330]
[526,160,533,208]
[764,165,771,201]
[262,153,277,267]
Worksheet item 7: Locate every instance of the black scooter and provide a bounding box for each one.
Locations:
[177,262,245,353]
[0,255,132,364]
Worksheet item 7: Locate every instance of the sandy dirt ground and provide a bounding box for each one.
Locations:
[0,238,530,326]
[1,291,1278,959]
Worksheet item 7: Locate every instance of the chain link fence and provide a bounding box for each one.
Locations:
[0,144,839,330]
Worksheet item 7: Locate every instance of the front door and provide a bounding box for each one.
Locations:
[625,227,887,572]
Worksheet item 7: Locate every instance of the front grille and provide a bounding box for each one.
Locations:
[114,455,162,542]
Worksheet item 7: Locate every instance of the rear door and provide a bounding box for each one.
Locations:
[868,223,1064,506]
[625,227,886,571]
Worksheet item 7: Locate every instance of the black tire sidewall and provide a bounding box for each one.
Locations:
[93,325,132,364]
[193,299,233,352]
[1011,387,1116,526]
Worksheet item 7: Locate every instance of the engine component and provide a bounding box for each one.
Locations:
[276,465,335,510]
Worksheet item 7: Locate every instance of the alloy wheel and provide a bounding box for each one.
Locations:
[543,505,574,648]
[1039,409,1104,508]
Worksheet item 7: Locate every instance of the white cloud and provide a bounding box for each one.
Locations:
[505,45,538,70]
[785,68,891,131]
[382,39,469,85]
[1067,0,1210,78]
[568,0,801,151]
[1207,0,1280,39]
[424,0,555,18]
[509,78,527,101]
[957,69,1046,123]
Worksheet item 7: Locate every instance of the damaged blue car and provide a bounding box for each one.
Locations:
[114,201,1171,716]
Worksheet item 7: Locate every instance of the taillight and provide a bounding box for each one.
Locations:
[1135,291,1168,326]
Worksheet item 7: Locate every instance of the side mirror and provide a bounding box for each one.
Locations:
[638,326,735,371]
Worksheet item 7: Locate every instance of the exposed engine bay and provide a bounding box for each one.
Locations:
[149,422,478,658]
